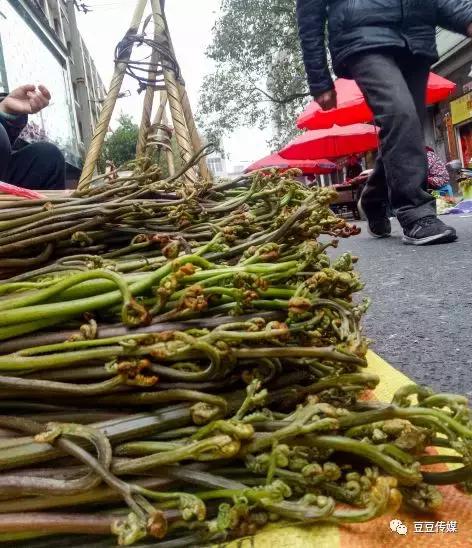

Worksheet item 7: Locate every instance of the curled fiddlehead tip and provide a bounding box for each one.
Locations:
[195,434,241,461]
[288,297,312,316]
[193,419,255,442]
[401,483,443,512]
[179,493,207,522]
[208,503,237,534]
[108,357,153,377]
[162,240,181,259]
[191,402,224,425]
[265,320,290,342]
[132,234,151,245]
[122,299,152,327]
[68,318,98,342]
[173,262,198,276]
[180,285,208,313]
[147,510,168,540]
[231,422,256,440]
[372,476,403,516]
[381,419,431,454]
[112,512,148,546]
[71,231,95,247]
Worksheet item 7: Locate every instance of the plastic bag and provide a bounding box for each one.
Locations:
[448,199,472,215]
[0,181,46,200]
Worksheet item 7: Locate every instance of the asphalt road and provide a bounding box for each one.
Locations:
[336,215,472,398]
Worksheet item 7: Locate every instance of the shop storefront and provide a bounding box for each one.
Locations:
[450,92,472,166]
[430,31,472,166]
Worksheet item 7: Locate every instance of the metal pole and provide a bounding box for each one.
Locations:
[150,0,197,182]
[78,0,148,189]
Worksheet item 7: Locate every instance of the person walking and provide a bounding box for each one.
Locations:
[0,84,65,191]
[296,0,472,245]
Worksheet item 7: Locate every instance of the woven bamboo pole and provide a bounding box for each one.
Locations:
[150,0,197,182]
[156,93,176,176]
[78,0,148,190]
[162,109,176,176]
[178,87,211,179]
[160,6,211,180]
[153,91,168,128]
[149,92,175,176]
[136,4,162,157]
[145,92,175,175]
[154,92,175,176]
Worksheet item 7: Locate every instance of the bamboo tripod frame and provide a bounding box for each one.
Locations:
[78,0,209,188]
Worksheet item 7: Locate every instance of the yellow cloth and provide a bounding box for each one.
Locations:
[223,352,472,547]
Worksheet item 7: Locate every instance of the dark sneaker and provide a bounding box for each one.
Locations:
[357,197,392,238]
[402,216,457,246]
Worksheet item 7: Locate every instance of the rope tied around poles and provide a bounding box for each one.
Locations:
[114,23,182,94]
[147,122,173,151]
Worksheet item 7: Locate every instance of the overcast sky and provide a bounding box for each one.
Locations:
[77,0,271,168]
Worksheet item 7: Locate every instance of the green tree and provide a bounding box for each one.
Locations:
[198,0,311,151]
[103,113,140,167]
[102,113,182,177]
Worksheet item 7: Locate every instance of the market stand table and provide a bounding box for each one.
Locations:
[330,174,369,220]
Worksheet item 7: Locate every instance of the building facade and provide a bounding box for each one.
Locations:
[426,29,472,167]
[207,152,228,178]
[0,0,106,169]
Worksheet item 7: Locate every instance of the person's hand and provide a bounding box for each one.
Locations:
[315,89,337,111]
[0,85,51,115]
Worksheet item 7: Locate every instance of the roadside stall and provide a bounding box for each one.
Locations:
[279,124,379,218]
[244,153,337,181]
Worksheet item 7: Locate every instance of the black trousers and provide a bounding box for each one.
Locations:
[0,123,66,190]
[347,48,436,227]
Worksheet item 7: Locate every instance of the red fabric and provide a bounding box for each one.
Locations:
[0,181,46,200]
[279,124,379,160]
[297,73,456,130]
[245,153,337,174]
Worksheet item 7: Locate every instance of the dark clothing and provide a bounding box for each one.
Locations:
[349,49,436,226]
[346,162,362,180]
[295,0,472,227]
[0,107,27,145]
[296,0,472,97]
[0,112,65,190]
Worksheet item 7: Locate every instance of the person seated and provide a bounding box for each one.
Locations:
[0,84,65,190]
[345,155,363,181]
[426,146,453,198]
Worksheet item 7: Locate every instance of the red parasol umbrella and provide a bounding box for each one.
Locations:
[244,153,336,175]
[279,124,379,160]
[297,73,456,130]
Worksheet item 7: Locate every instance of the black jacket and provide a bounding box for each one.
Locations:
[0,93,28,146]
[297,0,472,98]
